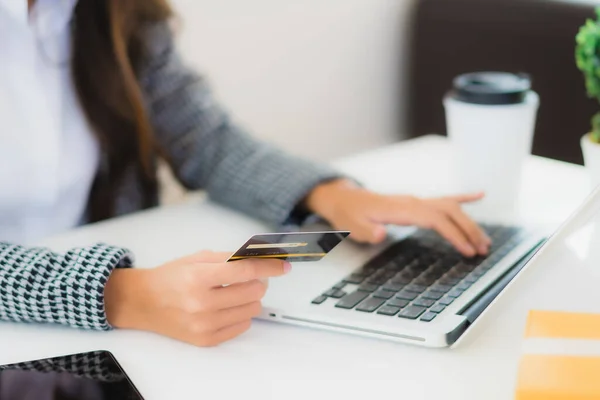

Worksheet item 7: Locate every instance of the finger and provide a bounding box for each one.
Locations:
[428,212,477,257]
[178,251,232,264]
[443,206,491,254]
[211,301,262,330]
[208,259,290,286]
[209,280,267,309]
[444,192,485,204]
[204,320,253,347]
[346,219,388,244]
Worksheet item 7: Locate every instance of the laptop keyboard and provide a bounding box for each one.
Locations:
[311,224,525,322]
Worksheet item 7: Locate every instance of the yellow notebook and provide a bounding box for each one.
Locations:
[516,310,600,400]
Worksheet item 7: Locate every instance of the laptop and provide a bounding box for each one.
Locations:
[256,189,600,348]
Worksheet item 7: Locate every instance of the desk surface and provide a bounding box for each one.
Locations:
[0,135,595,400]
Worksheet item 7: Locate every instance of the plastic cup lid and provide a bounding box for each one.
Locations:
[449,72,531,105]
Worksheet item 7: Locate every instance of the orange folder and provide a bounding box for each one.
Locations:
[516,310,600,400]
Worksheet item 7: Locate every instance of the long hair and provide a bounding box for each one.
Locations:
[71,0,173,222]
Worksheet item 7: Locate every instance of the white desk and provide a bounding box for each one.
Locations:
[0,135,594,399]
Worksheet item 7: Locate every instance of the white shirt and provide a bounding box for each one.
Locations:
[0,0,99,244]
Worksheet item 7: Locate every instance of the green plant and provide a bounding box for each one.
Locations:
[576,7,600,143]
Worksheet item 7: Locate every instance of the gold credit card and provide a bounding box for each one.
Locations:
[227,231,351,262]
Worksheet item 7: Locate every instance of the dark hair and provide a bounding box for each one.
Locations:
[71,0,173,222]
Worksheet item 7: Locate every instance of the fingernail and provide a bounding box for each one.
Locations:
[462,244,476,256]
[485,235,492,245]
[375,226,388,240]
[283,261,292,274]
[478,244,489,255]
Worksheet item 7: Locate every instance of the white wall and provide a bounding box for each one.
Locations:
[170,0,416,162]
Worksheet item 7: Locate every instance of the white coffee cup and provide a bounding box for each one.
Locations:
[443,72,539,217]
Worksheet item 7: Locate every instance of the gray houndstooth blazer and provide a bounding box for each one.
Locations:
[0,23,340,331]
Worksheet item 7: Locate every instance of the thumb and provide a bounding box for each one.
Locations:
[214,258,291,286]
[445,191,485,203]
[349,220,388,244]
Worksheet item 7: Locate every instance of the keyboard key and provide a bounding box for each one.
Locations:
[373,289,395,299]
[470,255,487,265]
[439,296,455,306]
[368,270,386,279]
[430,283,453,293]
[398,305,427,319]
[418,253,436,263]
[358,283,379,292]
[390,275,413,285]
[471,270,486,279]
[439,276,461,286]
[390,255,409,265]
[401,268,421,279]
[377,305,401,316]
[447,289,464,298]
[455,262,475,273]
[335,291,369,309]
[488,253,504,263]
[396,290,418,301]
[404,283,427,293]
[343,274,365,284]
[464,275,479,284]
[409,262,429,273]
[367,276,389,285]
[420,312,438,322]
[356,297,385,313]
[382,270,396,278]
[440,257,460,269]
[323,289,346,298]
[385,259,407,271]
[429,304,446,313]
[456,281,472,291]
[413,275,437,285]
[333,281,347,290]
[311,295,327,305]
[413,298,435,308]
[421,290,443,300]
[475,262,492,272]
[381,282,404,292]
[386,298,410,308]
[358,265,379,275]
[424,267,445,277]
[447,269,469,279]
[462,257,480,266]
[429,263,448,274]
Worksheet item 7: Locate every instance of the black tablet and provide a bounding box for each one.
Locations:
[0,350,144,399]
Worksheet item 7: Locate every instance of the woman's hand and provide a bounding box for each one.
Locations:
[305,180,491,257]
[104,251,290,347]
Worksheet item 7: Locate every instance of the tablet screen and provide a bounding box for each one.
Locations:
[0,350,144,399]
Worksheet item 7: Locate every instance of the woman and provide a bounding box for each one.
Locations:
[0,0,490,347]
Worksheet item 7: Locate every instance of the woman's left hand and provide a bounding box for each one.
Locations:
[304,180,491,257]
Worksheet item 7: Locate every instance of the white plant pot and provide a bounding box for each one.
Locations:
[581,133,600,190]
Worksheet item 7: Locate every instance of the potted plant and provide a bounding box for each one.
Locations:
[576,7,600,189]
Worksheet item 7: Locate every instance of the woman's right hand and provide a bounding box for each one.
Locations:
[104,251,291,347]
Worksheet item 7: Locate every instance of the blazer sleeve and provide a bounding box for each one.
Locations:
[0,242,132,330]
[138,23,343,226]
